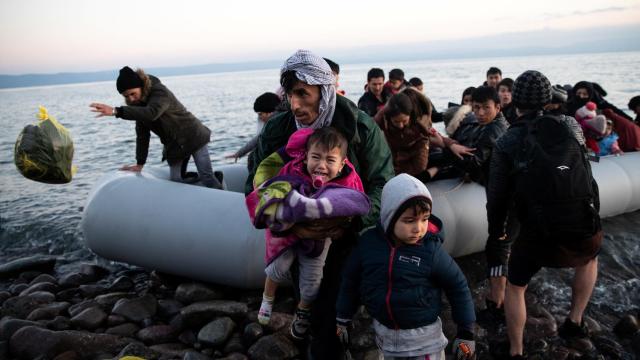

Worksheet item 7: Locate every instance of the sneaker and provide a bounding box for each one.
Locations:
[290,307,311,340]
[477,299,505,326]
[558,318,589,339]
[258,299,273,325]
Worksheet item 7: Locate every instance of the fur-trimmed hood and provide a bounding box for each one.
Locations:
[444,105,472,136]
[135,68,153,102]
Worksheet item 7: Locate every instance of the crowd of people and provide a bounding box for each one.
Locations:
[88,50,640,360]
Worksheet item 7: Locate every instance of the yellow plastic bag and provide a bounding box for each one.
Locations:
[14,106,76,183]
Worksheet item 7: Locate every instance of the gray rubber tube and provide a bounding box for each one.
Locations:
[82,152,640,289]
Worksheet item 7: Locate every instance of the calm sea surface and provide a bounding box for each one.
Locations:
[1,51,638,314]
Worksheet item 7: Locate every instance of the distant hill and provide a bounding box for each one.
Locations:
[1,24,638,89]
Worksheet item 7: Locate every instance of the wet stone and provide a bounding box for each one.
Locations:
[52,350,80,360]
[19,281,58,296]
[592,335,626,359]
[180,300,248,327]
[109,276,134,292]
[175,283,223,304]
[243,322,264,346]
[631,331,640,355]
[217,353,248,360]
[45,315,72,331]
[26,301,70,321]
[0,318,42,340]
[1,291,55,318]
[78,263,110,280]
[0,292,10,305]
[178,329,197,345]
[247,333,299,360]
[158,298,183,318]
[58,273,93,288]
[584,315,602,335]
[149,342,188,357]
[105,322,140,337]
[78,284,108,298]
[118,342,161,359]
[197,317,236,347]
[107,314,127,326]
[70,306,107,330]
[17,271,41,282]
[137,324,177,345]
[8,284,28,295]
[223,332,244,354]
[112,294,157,322]
[68,299,99,318]
[29,273,58,285]
[0,255,57,279]
[566,337,594,352]
[547,346,570,360]
[94,292,135,309]
[183,350,214,360]
[55,288,80,302]
[613,314,639,338]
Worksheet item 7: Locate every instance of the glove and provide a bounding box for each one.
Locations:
[452,338,476,360]
[336,318,352,346]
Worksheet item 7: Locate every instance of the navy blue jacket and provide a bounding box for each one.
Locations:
[336,216,476,329]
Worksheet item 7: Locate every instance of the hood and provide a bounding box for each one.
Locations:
[380,174,432,233]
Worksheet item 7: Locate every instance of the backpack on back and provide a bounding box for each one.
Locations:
[513,115,600,241]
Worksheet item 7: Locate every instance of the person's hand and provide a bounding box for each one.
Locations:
[428,128,446,148]
[336,318,352,346]
[452,338,476,359]
[90,103,115,117]
[291,218,349,240]
[224,153,239,163]
[120,164,144,172]
[449,143,476,160]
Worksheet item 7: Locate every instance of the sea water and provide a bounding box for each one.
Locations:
[0,51,638,316]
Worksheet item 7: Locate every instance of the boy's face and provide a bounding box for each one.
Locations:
[306,143,346,183]
[368,77,385,97]
[632,105,640,115]
[473,99,501,125]
[393,206,431,245]
[122,88,142,105]
[257,111,272,123]
[486,73,502,88]
[390,79,403,90]
[498,85,512,106]
[462,94,473,106]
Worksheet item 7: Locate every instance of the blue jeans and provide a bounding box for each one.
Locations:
[169,145,222,189]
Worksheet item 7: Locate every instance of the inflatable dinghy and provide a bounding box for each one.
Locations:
[82,152,640,289]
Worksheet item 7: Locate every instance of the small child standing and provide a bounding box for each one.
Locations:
[246,127,370,340]
[336,174,476,359]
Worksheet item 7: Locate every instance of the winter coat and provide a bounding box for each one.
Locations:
[374,111,431,176]
[246,94,394,229]
[358,90,391,118]
[602,109,640,152]
[115,71,211,165]
[336,218,475,330]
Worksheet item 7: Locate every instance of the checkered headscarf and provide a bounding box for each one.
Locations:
[512,70,552,110]
[281,49,337,129]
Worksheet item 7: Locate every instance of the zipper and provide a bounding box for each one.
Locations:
[385,246,399,330]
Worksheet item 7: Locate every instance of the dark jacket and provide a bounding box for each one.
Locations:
[501,102,518,125]
[115,72,211,166]
[358,89,391,117]
[374,111,430,176]
[246,94,394,229]
[336,218,475,330]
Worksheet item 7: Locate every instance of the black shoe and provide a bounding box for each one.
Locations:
[507,355,527,359]
[290,307,311,340]
[558,318,589,339]
[478,299,505,326]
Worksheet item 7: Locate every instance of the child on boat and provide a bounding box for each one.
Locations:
[246,126,370,339]
[336,174,476,359]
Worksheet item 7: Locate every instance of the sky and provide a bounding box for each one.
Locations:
[1,0,639,75]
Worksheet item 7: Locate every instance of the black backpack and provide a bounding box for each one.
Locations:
[513,115,601,240]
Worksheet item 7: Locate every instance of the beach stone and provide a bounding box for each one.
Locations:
[263,312,293,333]
[70,306,107,330]
[180,300,248,327]
[243,322,264,345]
[177,329,196,346]
[19,281,58,296]
[105,322,140,337]
[78,284,108,298]
[183,350,214,360]
[592,335,625,359]
[18,271,42,282]
[175,283,223,304]
[223,332,244,354]
[45,316,72,331]
[217,353,248,360]
[26,301,70,321]
[52,350,80,360]
[566,336,594,352]
[631,331,640,355]
[55,288,79,302]
[29,274,58,285]
[247,333,299,360]
[118,342,161,359]
[158,298,183,318]
[0,255,57,279]
[1,291,55,318]
[137,324,177,345]
[58,273,94,288]
[613,314,639,338]
[78,263,110,280]
[112,294,157,322]
[108,275,134,292]
[0,317,42,340]
[525,315,557,339]
[107,314,126,326]
[197,317,235,347]
[7,284,28,295]
[149,342,188,357]
[584,315,602,335]
[0,292,10,306]
[94,292,135,309]
[68,299,99,318]
[9,326,127,359]
[0,340,8,360]
[547,346,570,360]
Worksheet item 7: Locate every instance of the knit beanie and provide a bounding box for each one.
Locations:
[512,70,552,110]
[253,92,281,113]
[575,102,597,122]
[116,66,144,93]
[550,85,568,104]
[583,114,607,137]
[380,174,432,233]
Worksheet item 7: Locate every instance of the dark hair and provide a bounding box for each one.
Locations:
[306,127,348,158]
[461,86,476,103]
[384,92,413,120]
[280,70,300,93]
[486,67,502,77]
[498,78,514,91]
[253,92,281,113]
[409,77,423,87]
[389,68,405,81]
[628,95,640,110]
[402,88,432,123]
[387,196,432,237]
[323,58,340,74]
[367,68,384,81]
[471,86,500,104]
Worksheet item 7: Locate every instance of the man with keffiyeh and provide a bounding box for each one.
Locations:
[245,50,394,359]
